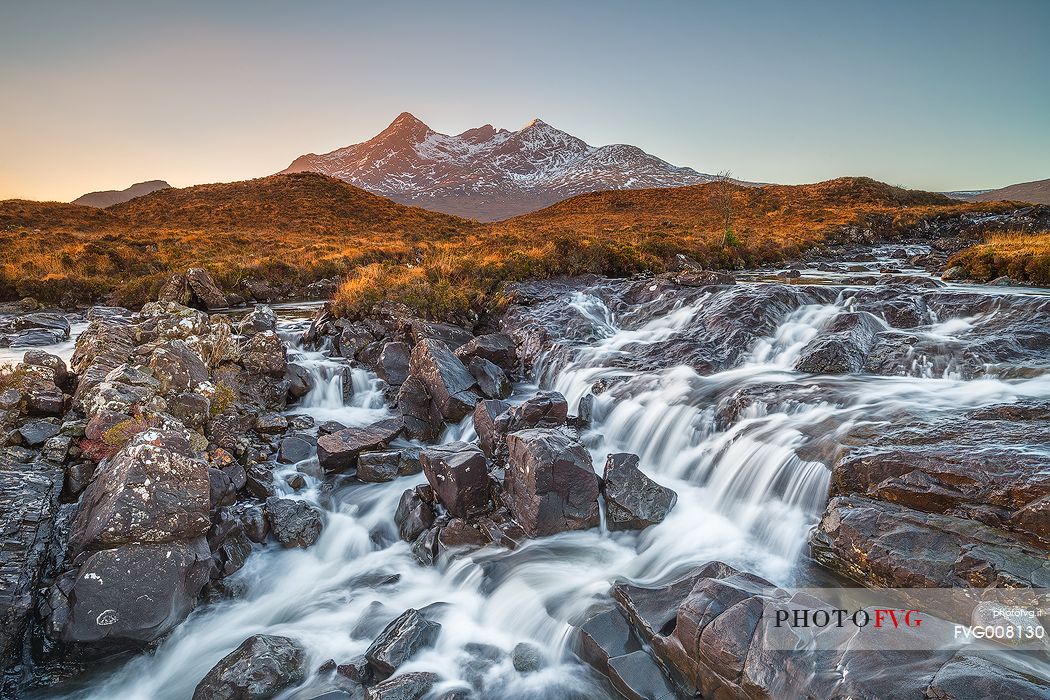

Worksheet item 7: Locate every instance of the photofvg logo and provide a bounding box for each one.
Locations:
[759,588,1049,652]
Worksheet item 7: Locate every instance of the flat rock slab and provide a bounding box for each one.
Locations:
[316,418,403,472]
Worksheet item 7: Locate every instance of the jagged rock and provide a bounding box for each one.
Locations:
[396,377,442,442]
[286,363,314,399]
[159,268,229,310]
[149,340,210,394]
[420,442,491,519]
[265,497,324,549]
[508,391,568,429]
[316,418,404,472]
[409,319,474,350]
[17,419,60,447]
[435,518,488,558]
[408,339,481,422]
[468,357,511,399]
[366,672,438,700]
[504,429,599,537]
[472,399,510,459]
[240,331,288,377]
[61,537,212,648]
[22,350,69,388]
[376,342,411,386]
[238,305,277,336]
[942,265,967,281]
[602,453,676,531]
[394,486,436,543]
[357,448,420,483]
[454,333,517,374]
[0,459,60,689]
[69,438,210,553]
[365,608,441,678]
[192,634,307,700]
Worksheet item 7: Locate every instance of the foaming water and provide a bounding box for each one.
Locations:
[50,286,1050,699]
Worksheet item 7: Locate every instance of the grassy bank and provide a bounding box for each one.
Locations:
[948,231,1050,286]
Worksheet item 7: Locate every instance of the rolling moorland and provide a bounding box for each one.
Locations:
[1,172,1048,323]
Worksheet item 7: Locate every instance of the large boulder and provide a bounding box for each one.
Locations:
[472,399,510,458]
[316,418,404,472]
[794,311,884,374]
[265,497,324,549]
[237,305,278,337]
[367,672,438,700]
[408,339,481,422]
[454,333,517,374]
[602,453,677,531]
[240,331,288,377]
[365,608,442,678]
[159,268,229,310]
[376,341,411,386]
[504,429,600,537]
[396,377,443,442]
[61,538,212,648]
[468,357,511,400]
[507,391,568,430]
[149,340,210,394]
[69,438,211,554]
[192,634,307,700]
[420,442,491,519]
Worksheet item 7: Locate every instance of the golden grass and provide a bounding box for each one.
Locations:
[0,173,1040,319]
[948,230,1050,285]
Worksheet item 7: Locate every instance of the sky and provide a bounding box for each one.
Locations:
[1,0,1048,201]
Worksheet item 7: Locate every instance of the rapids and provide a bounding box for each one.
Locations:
[39,275,1050,699]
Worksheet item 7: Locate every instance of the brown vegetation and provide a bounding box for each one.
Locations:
[0,172,1039,321]
[948,230,1050,286]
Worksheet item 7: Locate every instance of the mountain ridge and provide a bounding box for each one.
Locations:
[72,179,171,208]
[280,112,715,220]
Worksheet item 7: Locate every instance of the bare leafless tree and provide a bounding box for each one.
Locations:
[712,170,735,247]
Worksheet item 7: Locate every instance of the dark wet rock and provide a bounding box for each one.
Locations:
[192,633,307,700]
[924,652,1050,700]
[238,305,277,336]
[794,311,884,374]
[408,339,481,422]
[365,608,442,678]
[240,331,288,377]
[61,537,212,649]
[505,429,599,537]
[17,419,61,447]
[395,486,436,543]
[376,342,411,386]
[576,608,640,675]
[318,420,346,435]
[507,390,568,430]
[472,399,510,458]
[0,458,60,688]
[454,333,517,374]
[573,393,595,431]
[420,442,491,520]
[357,448,420,483]
[210,467,238,508]
[286,362,315,399]
[672,270,736,286]
[25,382,66,417]
[209,522,254,579]
[607,650,679,700]
[42,434,72,463]
[467,357,511,400]
[159,267,229,310]
[511,641,544,673]
[265,497,324,549]
[602,453,676,531]
[316,418,404,472]
[396,377,442,442]
[69,439,210,553]
[942,265,967,281]
[435,518,488,556]
[278,435,314,465]
[336,655,373,686]
[811,496,1050,588]
[366,671,438,700]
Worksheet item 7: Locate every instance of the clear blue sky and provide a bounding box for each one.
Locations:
[1,0,1047,200]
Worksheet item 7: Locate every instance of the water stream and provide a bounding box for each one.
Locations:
[34,277,1050,699]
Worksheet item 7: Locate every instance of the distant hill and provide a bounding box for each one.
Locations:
[72,180,171,208]
[281,112,717,221]
[970,178,1050,205]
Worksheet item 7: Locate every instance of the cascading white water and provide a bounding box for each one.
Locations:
[49,285,1050,700]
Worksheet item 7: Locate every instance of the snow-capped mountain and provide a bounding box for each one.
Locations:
[280,112,714,220]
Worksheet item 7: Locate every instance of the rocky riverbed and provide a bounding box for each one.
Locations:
[0,258,1048,699]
